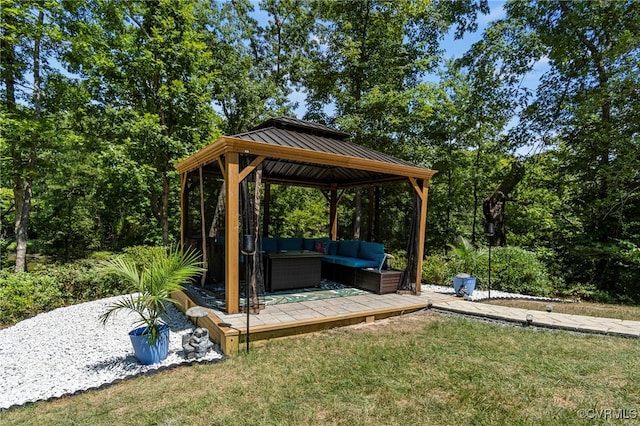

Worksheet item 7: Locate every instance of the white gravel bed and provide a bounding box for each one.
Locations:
[421,284,567,302]
[0,295,224,411]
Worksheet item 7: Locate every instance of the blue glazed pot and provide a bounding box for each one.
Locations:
[128,323,170,365]
[453,274,477,297]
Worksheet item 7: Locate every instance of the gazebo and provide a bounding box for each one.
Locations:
[175,117,437,314]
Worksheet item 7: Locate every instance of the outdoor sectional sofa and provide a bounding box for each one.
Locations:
[261,237,400,294]
[261,237,386,270]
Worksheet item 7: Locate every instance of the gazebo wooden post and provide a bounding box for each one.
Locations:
[367,186,375,241]
[413,178,430,296]
[180,172,188,251]
[199,167,208,287]
[329,185,338,240]
[263,183,271,237]
[225,152,240,314]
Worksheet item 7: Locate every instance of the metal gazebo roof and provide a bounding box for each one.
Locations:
[175,117,436,187]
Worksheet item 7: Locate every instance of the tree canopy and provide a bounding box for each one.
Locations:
[1,0,638,302]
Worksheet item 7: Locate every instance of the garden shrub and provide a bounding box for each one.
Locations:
[421,254,452,286]
[434,244,554,297]
[121,245,169,273]
[32,260,127,302]
[0,256,132,327]
[489,246,553,296]
[0,271,64,325]
[390,250,407,270]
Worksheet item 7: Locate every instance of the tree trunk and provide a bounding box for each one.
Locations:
[482,161,525,247]
[15,9,43,272]
[446,140,452,253]
[14,184,32,273]
[2,10,24,270]
[209,184,226,237]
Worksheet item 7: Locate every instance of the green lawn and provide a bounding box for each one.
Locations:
[1,312,638,425]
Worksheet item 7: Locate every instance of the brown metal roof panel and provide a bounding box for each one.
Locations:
[233,126,424,171]
[275,129,318,150]
[252,116,350,140]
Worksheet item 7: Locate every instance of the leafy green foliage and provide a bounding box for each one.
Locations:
[488,246,553,296]
[421,245,553,297]
[464,0,640,300]
[0,271,63,325]
[0,258,129,326]
[99,246,204,343]
[420,254,451,286]
[266,186,328,237]
[447,236,487,277]
[1,0,638,305]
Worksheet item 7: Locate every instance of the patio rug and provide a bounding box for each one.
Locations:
[184,280,369,312]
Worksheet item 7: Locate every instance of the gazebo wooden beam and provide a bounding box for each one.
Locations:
[329,186,339,240]
[199,167,208,287]
[262,174,408,190]
[225,152,240,314]
[176,137,436,182]
[408,177,430,296]
[239,155,266,182]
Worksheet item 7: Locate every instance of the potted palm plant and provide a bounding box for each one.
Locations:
[448,236,486,297]
[100,246,203,365]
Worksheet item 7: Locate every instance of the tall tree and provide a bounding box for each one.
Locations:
[305,0,489,239]
[205,0,315,134]
[420,64,512,249]
[467,0,640,296]
[63,0,218,246]
[1,0,64,271]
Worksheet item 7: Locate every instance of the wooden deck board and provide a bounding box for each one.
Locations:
[173,289,431,354]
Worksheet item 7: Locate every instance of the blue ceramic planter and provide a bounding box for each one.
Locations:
[453,274,477,297]
[128,323,170,365]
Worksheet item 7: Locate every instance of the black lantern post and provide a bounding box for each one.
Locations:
[485,222,495,300]
[241,234,255,353]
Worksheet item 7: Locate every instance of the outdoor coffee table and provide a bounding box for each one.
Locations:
[264,250,324,292]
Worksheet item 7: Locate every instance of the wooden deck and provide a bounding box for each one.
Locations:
[173,289,454,354]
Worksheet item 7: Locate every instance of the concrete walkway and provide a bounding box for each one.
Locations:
[429,294,640,338]
[200,287,639,339]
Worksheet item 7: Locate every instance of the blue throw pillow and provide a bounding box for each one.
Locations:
[338,240,360,258]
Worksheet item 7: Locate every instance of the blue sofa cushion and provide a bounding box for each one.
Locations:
[358,241,385,266]
[261,237,277,252]
[327,240,338,255]
[322,255,380,269]
[303,238,315,251]
[338,240,360,258]
[278,237,304,251]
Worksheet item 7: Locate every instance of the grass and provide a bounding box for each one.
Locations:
[1,312,639,425]
[483,299,640,321]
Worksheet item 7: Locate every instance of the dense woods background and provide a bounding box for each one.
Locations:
[2,0,639,303]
